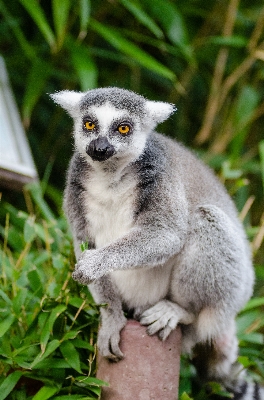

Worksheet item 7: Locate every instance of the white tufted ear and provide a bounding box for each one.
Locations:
[50,90,83,117]
[145,100,176,124]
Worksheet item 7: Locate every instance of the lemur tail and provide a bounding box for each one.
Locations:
[229,380,264,400]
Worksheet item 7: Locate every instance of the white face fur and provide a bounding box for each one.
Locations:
[51,88,175,167]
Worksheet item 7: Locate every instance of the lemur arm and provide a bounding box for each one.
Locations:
[72,194,188,285]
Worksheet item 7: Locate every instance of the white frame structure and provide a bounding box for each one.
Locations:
[0,56,38,189]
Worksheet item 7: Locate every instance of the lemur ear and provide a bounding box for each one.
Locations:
[50,90,83,117]
[145,100,176,124]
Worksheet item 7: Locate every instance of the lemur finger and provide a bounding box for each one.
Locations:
[146,314,170,335]
[158,317,178,341]
[140,309,165,325]
[141,302,165,318]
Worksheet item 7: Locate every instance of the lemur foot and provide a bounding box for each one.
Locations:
[140,300,194,341]
[98,313,127,362]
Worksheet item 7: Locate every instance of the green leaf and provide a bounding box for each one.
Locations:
[40,304,67,352]
[28,269,43,297]
[48,305,67,332]
[12,289,28,315]
[180,393,193,400]
[0,371,23,400]
[207,35,247,48]
[52,0,71,49]
[237,355,254,368]
[79,0,91,35]
[259,141,264,191]
[80,241,89,252]
[231,86,259,160]
[32,386,58,400]
[26,182,55,221]
[24,215,36,243]
[239,332,263,345]
[62,330,81,341]
[90,19,175,81]
[30,358,70,369]
[19,0,56,49]
[70,44,98,91]
[75,376,109,387]
[22,59,52,124]
[242,297,264,312]
[60,340,82,374]
[141,0,192,61]
[0,0,35,59]
[71,338,94,351]
[31,339,61,368]
[0,289,12,306]
[52,396,93,400]
[0,315,15,338]
[120,0,164,39]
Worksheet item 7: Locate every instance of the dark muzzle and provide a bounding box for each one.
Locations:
[86,137,115,162]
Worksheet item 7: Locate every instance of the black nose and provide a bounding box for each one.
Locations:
[86,137,115,161]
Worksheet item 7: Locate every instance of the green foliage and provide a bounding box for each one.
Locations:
[0,0,264,398]
[0,183,105,399]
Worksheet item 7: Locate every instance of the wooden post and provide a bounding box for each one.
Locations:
[96,320,181,400]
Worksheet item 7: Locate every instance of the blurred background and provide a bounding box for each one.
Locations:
[0,0,264,398]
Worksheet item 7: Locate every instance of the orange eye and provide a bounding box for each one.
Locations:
[118,125,130,135]
[84,121,95,130]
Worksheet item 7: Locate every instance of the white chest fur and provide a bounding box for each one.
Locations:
[84,167,136,248]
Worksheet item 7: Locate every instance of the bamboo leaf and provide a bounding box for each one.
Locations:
[26,182,55,221]
[0,315,15,338]
[19,0,56,49]
[0,289,12,305]
[48,305,67,333]
[22,59,52,125]
[40,304,67,353]
[12,289,28,315]
[52,0,71,49]
[69,44,98,90]
[120,0,164,39]
[143,0,187,44]
[79,0,91,35]
[90,19,175,81]
[24,215,36,243]
[32,386,58,400]
[60,340,82,373]
[242,297,264,312]
[0,371,23,400]
[75,376,108,387]
[207,35,247,48]
[259,141,264,191]
[28,269,43,297]
[31,339,61,368]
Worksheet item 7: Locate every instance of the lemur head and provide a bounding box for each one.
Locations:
[51,87,175,165]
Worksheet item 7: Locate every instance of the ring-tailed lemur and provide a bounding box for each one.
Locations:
[51,87,263,399]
